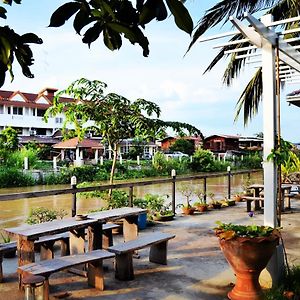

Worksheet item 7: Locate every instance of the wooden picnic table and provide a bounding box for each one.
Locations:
[5,217,102,267]
[249,183,294,211]
[5,207,147,267]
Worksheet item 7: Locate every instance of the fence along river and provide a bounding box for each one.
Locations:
[0,170,262,229]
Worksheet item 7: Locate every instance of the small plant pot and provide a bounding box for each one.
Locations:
[197,205,208,212]
[212,203,222,209]
[234,195,242,202]
[227,200,236,206]
[182,207,196,215]
[154,214,175,221]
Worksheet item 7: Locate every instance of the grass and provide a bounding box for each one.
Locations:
[263,265,300,299]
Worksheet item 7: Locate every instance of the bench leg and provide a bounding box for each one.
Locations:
[0,254,3,283]
[44,278,50,300]
[123,216,138,242]
[246,200,252,212]
[114,252,134,281]
[102,229,113,249]
[88,260,104,290]
[254,200,260,211]
[40,241,55,260]
[60,238,70,256]
[149,241,168,265]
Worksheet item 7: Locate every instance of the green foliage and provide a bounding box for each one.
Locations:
[263,265,300,299]
[0,127,18,156]
[0,167,35,187]
[26,207,67,224]
[215,221,279,239]
[238,153,262,169]
[49,0,193,58]
[5,148,39,169]
[179,183,194,207]
[170,139,194,155]
[267,139,295,166]
[190,149,217,172]
[0,232,11,243]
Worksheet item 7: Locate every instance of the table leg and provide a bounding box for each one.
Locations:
[69,228,86,276]
[69,228,85,255]
[17,237,35,289]
[88,223,102,251]
[254,188,261,211]
[123,216,138,242]
[17,237,35,266]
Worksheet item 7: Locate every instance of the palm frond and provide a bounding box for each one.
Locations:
[234,67,262,125]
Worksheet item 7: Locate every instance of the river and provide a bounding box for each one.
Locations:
[0,171,263,229]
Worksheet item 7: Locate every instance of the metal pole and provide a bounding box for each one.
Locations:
[227,166,231,200]
[171,169,176,215]
[203,177,207,203]
[129,186,133,207]
[71,176,77,217]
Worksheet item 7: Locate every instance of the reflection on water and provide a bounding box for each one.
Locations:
[0,172,262,229]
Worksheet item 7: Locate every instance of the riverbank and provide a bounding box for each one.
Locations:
[1,200,299,299]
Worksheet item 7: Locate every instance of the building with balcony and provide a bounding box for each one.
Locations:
[0,87,73,136]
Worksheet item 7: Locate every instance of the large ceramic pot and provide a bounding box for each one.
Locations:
[218,234,279,300]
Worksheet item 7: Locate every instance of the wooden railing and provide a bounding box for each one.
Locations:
[0,169,260,215]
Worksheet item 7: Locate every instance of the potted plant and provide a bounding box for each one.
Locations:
[153,202,175,221]
[178,184,196,215]
[215,221,280,300]
[193,189,208,212]
[209,193,222,209]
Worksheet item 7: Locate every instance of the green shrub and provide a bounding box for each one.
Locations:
[0,167,35,187]
[264,265,300,299]
[189,149,215,172]
[5,149,39,169]
[26,207,67,224]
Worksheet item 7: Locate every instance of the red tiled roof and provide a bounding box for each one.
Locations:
[0,88,75,108]
[53,137,104,149]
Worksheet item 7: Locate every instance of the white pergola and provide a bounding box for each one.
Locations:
[198,13,300,228]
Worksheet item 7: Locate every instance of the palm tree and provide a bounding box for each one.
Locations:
[188,0,300,125]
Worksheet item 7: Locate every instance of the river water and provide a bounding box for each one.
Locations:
[0,172,263,229]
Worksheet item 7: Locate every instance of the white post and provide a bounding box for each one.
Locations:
[261,14,278,228]
[76,148,80,161]
[108,146,112,160]
[100,156,104,166]
[137,155,140,165]
[95,149,99,164]
[61,149,65,160]
[24,157,29,170]
[120,155,122,164]
[53,156,57,171]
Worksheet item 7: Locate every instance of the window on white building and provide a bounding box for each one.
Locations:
[55,117,63,124]
[13,107,23,115]
[7,106,11,114]
[37,109,46,117]
[0,105,3,114]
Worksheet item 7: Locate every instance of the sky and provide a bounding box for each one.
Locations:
[2,0,300,142]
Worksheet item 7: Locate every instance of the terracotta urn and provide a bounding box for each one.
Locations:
[218,234,279,300]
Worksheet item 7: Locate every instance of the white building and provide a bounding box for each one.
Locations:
[0,87,71,136]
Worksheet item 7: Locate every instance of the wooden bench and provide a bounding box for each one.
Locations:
[0,233,69,283]
[18,249,115,300]
[0,223,119,282]
[241,196,264,212]
[107,231,175,281]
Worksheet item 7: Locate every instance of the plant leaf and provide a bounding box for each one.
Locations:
[49,2,81,27]
[166,0,193,35]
